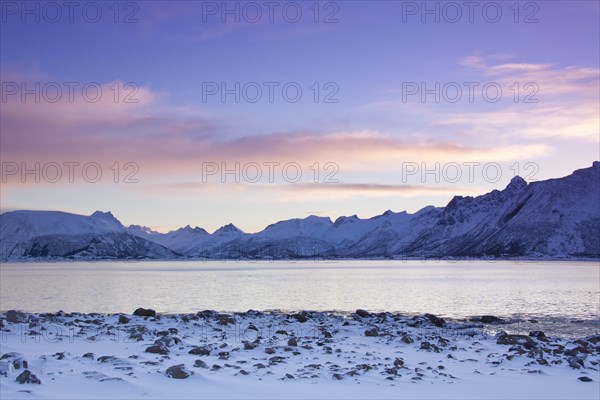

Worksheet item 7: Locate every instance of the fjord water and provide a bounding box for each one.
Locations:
[1,260,598,335]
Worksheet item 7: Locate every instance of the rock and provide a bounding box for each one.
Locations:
[586,335,600,345]
[133,308,156,318]
[529,331,546,338]
[269,356,286,365]
[420,341,442,352]
[197,310,216,319]
[97,356,117,363]
[118,315,130,324]
[578,376,593,382]
[253,363,267,369]
[154,336,181,348]
[8,357,28,370]
[16,370,41,384]
[6,310,27,323]
[146,345,169,355]
[424,313,446,327]
[471,315,504,324]
[189,346,211,356]
[394,357,404,367]
[290,313,309,323]
[238,369,249,375]
[401,335,414,344]
[82,353,95,359]
[355,309,371,318]
[166,364,191,379]
[216,314,236,325]
[275,330,288,335]
[284,373,295,379]
[264,347,276,355]
[497,335,536,349]
[0,361,14,376]
[365,328,379,337]
[568,355,585,369]
[568,346,590,357]
[287,338,298,347]
[244,342,258,350]
[332,373,343,380]
[193,360,209,368]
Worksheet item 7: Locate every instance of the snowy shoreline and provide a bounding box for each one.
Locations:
[1,309,599,399]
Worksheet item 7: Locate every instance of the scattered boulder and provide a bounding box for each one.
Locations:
[6,310,27,323]
[578,376,593,382]
[197,310,216,319]
[586,335,600,345]
[118,315,130,324]
[216,314,236,325]
[424,313,446,328]
[0,361,14,377]
[16,370,41,384]
[133,308,156,318]
[193,360,209,368]
[146,345,169,355]
[189,346,211,356]
[420,341,441,352]
[365,328,379,337]
[166,364,191,379]
[401,335,414,344]
[529,331,546,338]
[394,357,404,368]
[290,313,309,323]
[471,315,505,324]
[287,338,298,347]
[154,336,181,348]
[355,309,371,318]
[244,342,258,350]
[97,356,117,363]
[497,335,536,349]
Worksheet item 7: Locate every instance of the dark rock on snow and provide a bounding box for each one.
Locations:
[133,308,156,318]
[166,364,191,379]
[16,370,41,384]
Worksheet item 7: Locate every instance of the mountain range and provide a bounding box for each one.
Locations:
[1,162,599,260]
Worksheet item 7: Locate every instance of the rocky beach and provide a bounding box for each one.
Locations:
[1,309,598,399]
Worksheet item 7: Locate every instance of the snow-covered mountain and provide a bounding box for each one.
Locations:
[2,162,599,260]
[0,211,179,260]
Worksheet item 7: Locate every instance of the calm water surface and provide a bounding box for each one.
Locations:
[2,260,598,322]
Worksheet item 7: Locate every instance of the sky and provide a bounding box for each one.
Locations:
[1,0,599,233]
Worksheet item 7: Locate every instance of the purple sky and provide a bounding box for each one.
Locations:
[1,0,599,233]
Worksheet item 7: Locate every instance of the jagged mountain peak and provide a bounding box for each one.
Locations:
[91,210,117,220]
[334,214,359,226]
[506,176,527,191]
[214,223,243,235]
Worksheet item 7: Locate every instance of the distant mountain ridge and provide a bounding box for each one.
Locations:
[1,162,599,260]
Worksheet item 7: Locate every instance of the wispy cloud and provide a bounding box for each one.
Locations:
[2,69,551,186]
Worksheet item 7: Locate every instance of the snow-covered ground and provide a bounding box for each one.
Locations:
[1,310,598,399]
